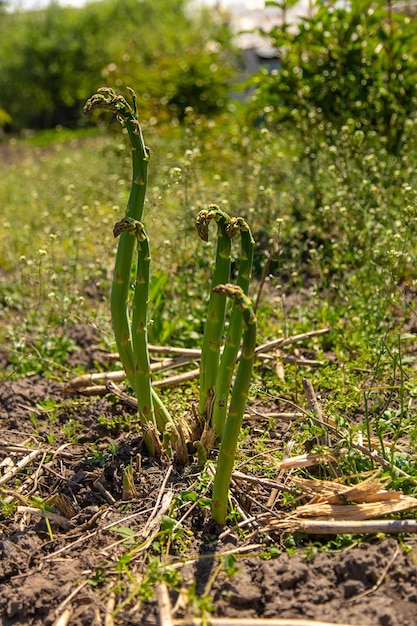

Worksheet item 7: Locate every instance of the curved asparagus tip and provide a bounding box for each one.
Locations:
[195,210,210,242]
[84,88,150,157]
[212,283,255,320]
[85,87,173,458]
[226,216,251,239]
[113,217,146,242]
[113,216,137,238]
[195,204,232,242]
[84,87,134,122]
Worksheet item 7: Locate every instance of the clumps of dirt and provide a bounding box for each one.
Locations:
[0,376,60,432]
[0,532,105,626]
[0,371,142,446]
[1,342,417,625]
[65,321,109,369]
[186,539,417,626]
[0,530,87,625]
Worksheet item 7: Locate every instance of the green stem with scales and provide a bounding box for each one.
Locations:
[211,217,254,440]
[113,218,155,425]
[84,89,257,495]
[210,284,257,525]
[84,88,148,388]
[84,88,173,452]
[196,205,233,423]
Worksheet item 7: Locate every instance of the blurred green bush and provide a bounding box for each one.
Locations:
[249,0,417,153]
[0,0,237,130]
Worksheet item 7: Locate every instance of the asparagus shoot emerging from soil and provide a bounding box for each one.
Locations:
[113,218,156,430]
[196,206,233,423]
[84,88,175,455]
[211,217,254,439]
[84,87,149,392]
[210,284,256,526]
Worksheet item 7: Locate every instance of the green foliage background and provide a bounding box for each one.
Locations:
[251,0,417,153]
[0,0,236,130]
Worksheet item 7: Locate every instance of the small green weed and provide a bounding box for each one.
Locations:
[61,418,83,443]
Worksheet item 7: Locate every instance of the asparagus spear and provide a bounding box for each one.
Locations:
[84,88,149,393]
[196,206,233,423]
[210,284,256,525]
[113,218,156,428]
[85,88,174,454]
[212,218,254,439]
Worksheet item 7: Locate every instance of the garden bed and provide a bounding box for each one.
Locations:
[1,327,417,626]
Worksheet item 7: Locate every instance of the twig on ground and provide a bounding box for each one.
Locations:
[0,449,43,486]
[2,443,85,504]
[140,345,202,357]
[69,353,324,396]
[66,355,198,390]
[282,355,325,367]
[353,442,417,484]
[93,480,117,505]
[302,378,329,447]
[170,543,264,570]
[142,464,173,536]
[98,466,175,560]
[265,518,417,535]
[229,491,259,533]
[51,608,72,626]
[64,329,329,396]
[1,488,31,505]
[105,380,138,408]
[218,512,271,541]
[104,593,115,626]
[247,409,304,420]
[107,491,174,563]
[2,452,46,504]
[266,385,417,486]
[66,370,125,388]
[255,328,330,354]
[172,618,368,626]
[77,368,201,398]
[41,505,156,561]
[16,505,71,530]
[256,353,324,367]
[0,439,36,452]
[157,581,174,626]
[232,470,300,496]
[152,369,200,388]
[292,495,417,519]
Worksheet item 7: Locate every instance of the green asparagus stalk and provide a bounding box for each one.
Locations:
[129,222,173,434]
[84,88,149,392]
[196,206,233,423]
[211,218,254,439]
[210,284,256,525]
[113,218,156,428]
[85,88,174,454]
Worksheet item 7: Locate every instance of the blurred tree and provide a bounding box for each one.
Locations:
[0,2,111,128]
[0,0,237,130]
[101,0,237,123]
[250,0,417,152]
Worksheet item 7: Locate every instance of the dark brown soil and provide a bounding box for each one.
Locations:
[1,326,417,625]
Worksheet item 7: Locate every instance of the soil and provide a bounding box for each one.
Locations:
[1,324,417,626]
